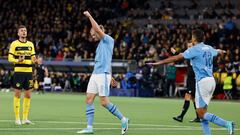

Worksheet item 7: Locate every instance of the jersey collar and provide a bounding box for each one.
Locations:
[18,39,27,43]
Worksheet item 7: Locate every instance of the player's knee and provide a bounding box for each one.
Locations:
[100,101,108,107]
[196,109,206,119]
[86,97,94,104]
[24,91,31,98]
[14,90,21,98]
[14,94,21,98]
[86,93,96,104]
[24,94,31,98]
[184,93,191,100]
[100,98,109,107]
[197,113,204,119]
[185,96,191,101]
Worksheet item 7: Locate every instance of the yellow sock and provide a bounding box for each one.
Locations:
[22,97,31,121]
[13,96,20,120]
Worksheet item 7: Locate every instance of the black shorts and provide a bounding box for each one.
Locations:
[37,76,44,82]
[12,72,33,90]
[186,77,196,97]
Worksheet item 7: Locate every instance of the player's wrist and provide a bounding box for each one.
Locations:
[88,15,92,19]
[156,61,162,65]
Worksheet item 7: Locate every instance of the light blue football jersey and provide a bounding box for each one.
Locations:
[182,42,218,81]
[92,34,114,74]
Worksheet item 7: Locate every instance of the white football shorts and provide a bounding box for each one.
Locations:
[87,73,111,96]
[195,77,216,108]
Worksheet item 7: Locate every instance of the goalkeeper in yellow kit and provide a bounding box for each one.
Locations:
[8,25,37,125]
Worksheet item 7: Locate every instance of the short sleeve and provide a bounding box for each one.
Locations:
[210,47,218,57]
[31,42,36,56]
[103,35,114,49]
[9,42,15,54]
[182,47,197,59]
[104,35,114,43]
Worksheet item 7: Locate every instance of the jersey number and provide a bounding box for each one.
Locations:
[203,51,212,68]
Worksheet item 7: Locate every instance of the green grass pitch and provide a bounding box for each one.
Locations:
[0,92,239,135]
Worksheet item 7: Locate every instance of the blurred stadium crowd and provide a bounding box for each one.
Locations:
[0,0,240,98]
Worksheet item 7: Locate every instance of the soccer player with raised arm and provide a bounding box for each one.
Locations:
[8,25,37,125]
[148,29,234,135]
[77,11,129,135]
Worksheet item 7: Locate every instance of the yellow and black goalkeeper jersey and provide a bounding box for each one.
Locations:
[8,40,36,73]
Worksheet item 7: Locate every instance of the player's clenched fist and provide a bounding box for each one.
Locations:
[32,56,38,64]
[111,77,118,88]
[18,55,25,62]
[83,11,91,18]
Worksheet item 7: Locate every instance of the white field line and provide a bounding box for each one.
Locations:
[0,120,239,131]
[0,127,239,131]
[0,120,195,128]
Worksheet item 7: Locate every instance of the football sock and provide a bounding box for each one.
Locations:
[86,103,94,127]
[204,112,228,128]
[179,100,190,118]
[201,119,211,135]
[22,97,31,121]
[193,102,199,118]
[13,96,20,120]
[104,103,123,120]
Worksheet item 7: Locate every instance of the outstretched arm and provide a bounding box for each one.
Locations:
[83,11,105,39]
[147,54,184,66]
[216,49,226,55]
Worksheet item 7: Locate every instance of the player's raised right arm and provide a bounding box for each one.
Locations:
[83,11,105,39]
